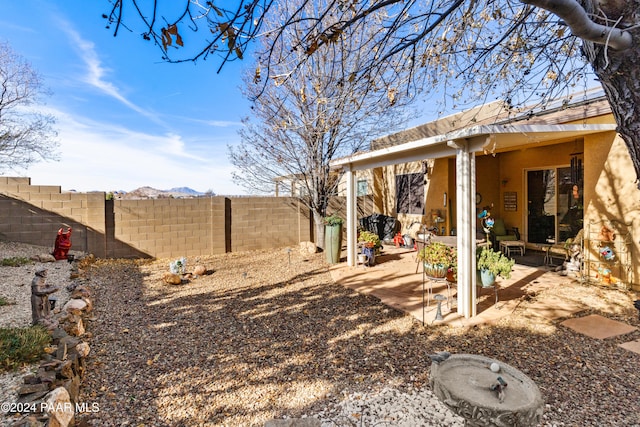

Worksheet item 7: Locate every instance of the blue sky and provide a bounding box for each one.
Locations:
[0,1,252,194]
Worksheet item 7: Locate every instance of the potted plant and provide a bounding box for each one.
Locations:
[324,214,344,264]
[417,242,455,278]
[358,230,382,265]
[476,247,515,287]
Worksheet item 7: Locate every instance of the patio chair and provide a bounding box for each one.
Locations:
[489,218,519,249]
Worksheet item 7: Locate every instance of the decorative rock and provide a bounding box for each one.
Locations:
[162,272,182,285]
[43,387,75,427]
[63,298,87,315]
[70,286,91,299]
[62,315,85,337]
[299,241,317,254]
[75,342,90,358]
[193,265,207,276]
[57,360,75,379]
[17,383,49,395]
[9,415,46,427]
[31,254,56,263]
[61,376,81,404]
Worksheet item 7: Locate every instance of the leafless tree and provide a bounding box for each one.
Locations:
[0,42,58,171]
[103,0,640,185]
[228,0,417,248]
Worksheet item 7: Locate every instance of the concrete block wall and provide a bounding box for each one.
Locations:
[0,177,106,256]
[229,197,311,252]
[111,197,227,259]
[0,178,316,259]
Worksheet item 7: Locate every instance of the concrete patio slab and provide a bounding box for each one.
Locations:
[619,339,640,355]
[561,314,637,339]
[328,246,578,327]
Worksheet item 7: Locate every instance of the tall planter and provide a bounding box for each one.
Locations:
[325,224,342,264]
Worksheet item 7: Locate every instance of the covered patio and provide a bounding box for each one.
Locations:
[330,122,617,318]
[328,244,586,326]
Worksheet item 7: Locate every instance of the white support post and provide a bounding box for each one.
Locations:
[345,166,357,266]
[449,139,477,318]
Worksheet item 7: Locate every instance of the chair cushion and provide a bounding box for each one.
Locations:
[496,235,518,242]
[492,219,507,236]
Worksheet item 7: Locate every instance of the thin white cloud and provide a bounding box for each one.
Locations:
[57,20,164,125]
[23,106,243,194]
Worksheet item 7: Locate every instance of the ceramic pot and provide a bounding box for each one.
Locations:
[478,269,496,287]
[424,263,448,279]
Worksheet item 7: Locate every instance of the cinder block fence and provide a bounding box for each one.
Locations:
[0,177,314,259]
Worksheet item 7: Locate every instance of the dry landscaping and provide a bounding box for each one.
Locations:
[1,243,639,426]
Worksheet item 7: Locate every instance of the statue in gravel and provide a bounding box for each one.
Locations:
[52,227,72,260]
[31,268,59,325]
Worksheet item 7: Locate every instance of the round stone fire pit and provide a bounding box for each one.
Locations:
[430,354,544,426]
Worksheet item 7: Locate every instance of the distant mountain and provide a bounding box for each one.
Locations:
[167,187,204,196]
[118,186,211,200]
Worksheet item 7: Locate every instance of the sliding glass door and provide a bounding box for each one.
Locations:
[527,166,583,244]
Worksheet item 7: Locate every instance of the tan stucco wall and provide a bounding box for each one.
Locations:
[371,159,452,234]
[493,140,583,236]
[583,132,640,289]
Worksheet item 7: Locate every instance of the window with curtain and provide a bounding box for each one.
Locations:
[396,173,424,214]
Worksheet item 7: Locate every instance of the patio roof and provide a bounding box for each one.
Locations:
[330,123,618,171]
[330,122,617,319]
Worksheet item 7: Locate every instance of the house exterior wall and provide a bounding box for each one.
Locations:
[583,132,640,288]
[367,111,640,290]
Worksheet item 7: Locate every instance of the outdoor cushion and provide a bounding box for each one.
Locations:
[492,218,507,236]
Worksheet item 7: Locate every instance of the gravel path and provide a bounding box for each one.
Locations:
[2,244,640,426]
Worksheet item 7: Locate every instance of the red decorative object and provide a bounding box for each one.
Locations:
[52,228,72,260]
[393,232,404,248]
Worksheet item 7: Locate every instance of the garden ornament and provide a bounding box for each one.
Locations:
[52,227,72,260]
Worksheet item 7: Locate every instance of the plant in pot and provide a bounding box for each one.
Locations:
[324,214,344,264]
[417,242,455,279]
[476,247,515,287]
[358,230,381,266]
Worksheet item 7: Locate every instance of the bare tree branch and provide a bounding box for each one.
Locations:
[522,0,632,50]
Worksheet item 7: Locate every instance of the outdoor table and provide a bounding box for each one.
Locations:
[499,240,525,257]
[430,353,544,426]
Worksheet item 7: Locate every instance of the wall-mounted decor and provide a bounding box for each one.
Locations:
[504,192,517,211]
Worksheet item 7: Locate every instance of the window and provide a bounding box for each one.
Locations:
[396,173,424,214]
[357,179,369,196]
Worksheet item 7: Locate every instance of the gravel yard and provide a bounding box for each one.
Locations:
[2,243,640,426]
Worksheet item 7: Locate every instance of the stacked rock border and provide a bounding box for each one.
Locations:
[10,261,94,427]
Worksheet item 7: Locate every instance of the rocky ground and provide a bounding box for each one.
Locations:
[2,244,640,426]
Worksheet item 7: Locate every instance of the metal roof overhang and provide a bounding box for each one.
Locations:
[330,123,618,171]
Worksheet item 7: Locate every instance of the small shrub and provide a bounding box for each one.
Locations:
[0,296,12,306]
[0,325,51,371]
[0,257,33,267]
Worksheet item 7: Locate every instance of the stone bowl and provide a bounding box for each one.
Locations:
[430,353,544,427]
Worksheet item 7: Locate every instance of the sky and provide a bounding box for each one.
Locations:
[0,1,253,195]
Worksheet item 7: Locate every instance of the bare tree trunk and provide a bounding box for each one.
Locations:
[580,0,640,187]
[313,209,326,251]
